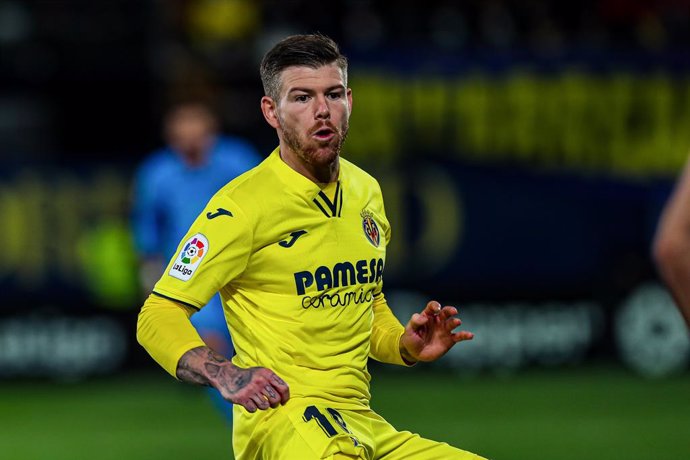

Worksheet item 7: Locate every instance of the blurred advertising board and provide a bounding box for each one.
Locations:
[0,161,687,379]
[3,61,690,378]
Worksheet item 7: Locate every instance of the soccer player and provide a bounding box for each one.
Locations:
[653,154,690,329]
[132,100,262,422]
[137,34,486,459]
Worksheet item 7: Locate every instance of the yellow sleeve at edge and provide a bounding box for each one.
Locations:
[369,293,411,366]
[136,293,207,378]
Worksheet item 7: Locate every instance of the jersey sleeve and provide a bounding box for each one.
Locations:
[368,180,407,365]
[152,192,253,308]
[368,246,406,365]
[369,291,409,366]
[136,293,206,377]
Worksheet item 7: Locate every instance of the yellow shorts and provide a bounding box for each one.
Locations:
[233,399,486,460]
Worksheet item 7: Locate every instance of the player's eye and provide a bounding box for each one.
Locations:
[295,95,309,102]
[327,91,342,100]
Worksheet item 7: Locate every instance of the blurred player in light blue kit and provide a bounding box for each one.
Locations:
[131,99,262,422]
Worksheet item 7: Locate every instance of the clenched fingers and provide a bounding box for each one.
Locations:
[221,367,290,412]
[263,384,282,408]
[251,393,270,411]
[269,373,290,404]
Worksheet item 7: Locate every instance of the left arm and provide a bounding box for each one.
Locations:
[370,292,408,366]
[370,296,474,365]
[368,180,474,364]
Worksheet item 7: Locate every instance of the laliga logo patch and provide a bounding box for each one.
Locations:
[169,233,209,281]
[361,209,380,247]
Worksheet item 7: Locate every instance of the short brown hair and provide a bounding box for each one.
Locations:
[260,33,348,101]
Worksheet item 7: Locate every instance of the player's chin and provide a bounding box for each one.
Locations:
[309,146,340,165]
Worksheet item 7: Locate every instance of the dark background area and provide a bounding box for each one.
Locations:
[1,0,690,378]
[2,2,690,459]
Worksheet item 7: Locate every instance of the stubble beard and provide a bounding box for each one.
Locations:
[280,117,349,169]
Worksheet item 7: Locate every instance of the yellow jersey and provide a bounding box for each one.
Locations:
[152,147,407,410]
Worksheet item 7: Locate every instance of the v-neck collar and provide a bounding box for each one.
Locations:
[267,146,343,193]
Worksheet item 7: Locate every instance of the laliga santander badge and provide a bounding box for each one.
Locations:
[169,233,209,281]
[361,209,380,247]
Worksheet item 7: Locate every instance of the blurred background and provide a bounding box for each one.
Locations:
[1,1,690,459]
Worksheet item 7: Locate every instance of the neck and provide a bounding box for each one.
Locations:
[181,150,206,167]
[279,145,339,184]
[177,136,215,168]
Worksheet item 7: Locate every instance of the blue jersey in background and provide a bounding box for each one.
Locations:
[132,134,262,423]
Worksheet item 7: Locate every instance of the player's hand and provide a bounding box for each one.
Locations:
[215,365,291,413]
[176,346,290,413]
[399,300,474,363]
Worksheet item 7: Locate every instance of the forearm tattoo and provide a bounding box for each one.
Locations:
[176,346,219,386]
[176,346,256,395]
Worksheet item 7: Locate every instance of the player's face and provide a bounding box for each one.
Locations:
[273,64,352,174]
[166,106,216,165]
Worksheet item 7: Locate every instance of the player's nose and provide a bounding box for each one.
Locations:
[314,96,330,119]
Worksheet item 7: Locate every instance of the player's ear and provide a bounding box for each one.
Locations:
[261,96,280,129]
[347,88,353,114]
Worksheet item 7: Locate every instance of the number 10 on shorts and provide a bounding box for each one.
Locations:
[303,405,360,447]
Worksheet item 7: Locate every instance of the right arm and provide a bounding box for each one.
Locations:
[653,156,690,329]
[136,294,290,412]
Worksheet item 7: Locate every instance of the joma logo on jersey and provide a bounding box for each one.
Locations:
[294,258,384,295]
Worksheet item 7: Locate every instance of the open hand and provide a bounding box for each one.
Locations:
[399,300,474,363]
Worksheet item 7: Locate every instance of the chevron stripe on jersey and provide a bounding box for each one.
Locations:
[313,180,343,218]
[154,146,391,412]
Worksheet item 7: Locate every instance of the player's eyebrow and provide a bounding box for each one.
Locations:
[288,84,345,95]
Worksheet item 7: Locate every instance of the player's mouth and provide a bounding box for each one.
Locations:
[312,127,336,142]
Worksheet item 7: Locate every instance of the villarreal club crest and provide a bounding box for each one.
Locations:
[361,210,380,247]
